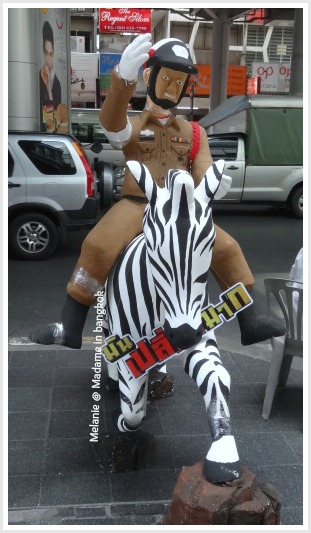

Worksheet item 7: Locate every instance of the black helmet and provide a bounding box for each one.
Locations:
[145,38,198,109]
[146,38,198,75]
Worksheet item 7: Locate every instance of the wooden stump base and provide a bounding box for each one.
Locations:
[161,463,281,525]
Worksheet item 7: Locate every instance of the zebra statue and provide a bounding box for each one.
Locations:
[102,160,241,484]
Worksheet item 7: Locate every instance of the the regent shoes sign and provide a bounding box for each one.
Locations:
[98,8,152,34]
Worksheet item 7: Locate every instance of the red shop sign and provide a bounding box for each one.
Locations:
[99,8,152,34]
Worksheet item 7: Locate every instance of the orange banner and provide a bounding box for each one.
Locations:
[186,65,247,97]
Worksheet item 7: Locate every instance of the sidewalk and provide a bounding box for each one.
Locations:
[8,343,303,526]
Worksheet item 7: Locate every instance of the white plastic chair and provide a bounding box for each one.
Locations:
[262,278,303,420]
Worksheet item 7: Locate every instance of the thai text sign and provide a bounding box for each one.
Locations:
[251,62,291,93]
[186,65,247,96]
[101,283,253,378]
[99,8,152,34]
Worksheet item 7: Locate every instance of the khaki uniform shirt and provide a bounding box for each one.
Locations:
[100,67,213,198]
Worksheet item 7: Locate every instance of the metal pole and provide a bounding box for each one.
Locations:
[289,8,303,96]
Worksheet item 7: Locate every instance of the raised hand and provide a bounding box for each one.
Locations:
[119,33,152,81]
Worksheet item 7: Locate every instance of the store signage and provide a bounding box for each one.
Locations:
[186,65,247,97]
[251,62,291,93]
[99,8,152,34]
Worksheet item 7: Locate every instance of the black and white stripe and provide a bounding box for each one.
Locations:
[104,161,241,483]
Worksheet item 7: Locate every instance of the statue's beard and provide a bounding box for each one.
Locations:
[148,95,178,110]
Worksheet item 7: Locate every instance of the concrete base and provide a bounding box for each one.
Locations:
[161,462,281,525]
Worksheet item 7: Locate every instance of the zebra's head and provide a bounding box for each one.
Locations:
[127,160,229,351]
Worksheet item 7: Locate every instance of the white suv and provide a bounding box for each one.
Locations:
[8,131,100,260]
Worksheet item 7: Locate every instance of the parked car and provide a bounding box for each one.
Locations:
[8,131,100,260]
[71,107,140,205]
[198,95,303,218]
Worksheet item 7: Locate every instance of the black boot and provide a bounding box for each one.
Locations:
[237,290,287,346]
[29,295,89,349]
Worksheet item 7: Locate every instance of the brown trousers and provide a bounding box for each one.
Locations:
[67,198,254,306]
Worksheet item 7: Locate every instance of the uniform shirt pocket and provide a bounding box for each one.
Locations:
[171,142,190,164]
[137,141,157,162]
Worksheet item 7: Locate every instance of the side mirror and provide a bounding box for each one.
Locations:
[90,142,103,154]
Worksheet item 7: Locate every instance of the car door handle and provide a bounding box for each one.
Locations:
[8,182,21,188]
[226,165,239,170]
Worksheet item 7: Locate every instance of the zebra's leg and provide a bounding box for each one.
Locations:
[117,359,148,432]
[106,362,119,391]
[184,333,241,485]
[94,363,152,472]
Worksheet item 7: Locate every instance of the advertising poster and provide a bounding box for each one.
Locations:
[38,8,69,132]
[99,52,145,98]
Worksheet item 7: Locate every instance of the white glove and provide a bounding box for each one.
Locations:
[118,33,152,81]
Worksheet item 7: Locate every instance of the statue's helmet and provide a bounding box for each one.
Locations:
[145,38,198,109]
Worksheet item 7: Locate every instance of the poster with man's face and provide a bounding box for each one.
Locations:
[38,8,69,133]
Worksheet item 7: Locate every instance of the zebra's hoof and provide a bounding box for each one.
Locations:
[203,435,242,485]
[148,368,175,402]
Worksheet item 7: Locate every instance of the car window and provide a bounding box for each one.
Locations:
[92,125,110,144]
[18,140,77,175]
[8,150,14,177]
[208,137,238,161]
[72,121,110,145]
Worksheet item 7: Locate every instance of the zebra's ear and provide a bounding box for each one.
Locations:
[195,159,226,204]
[126,161,158,203]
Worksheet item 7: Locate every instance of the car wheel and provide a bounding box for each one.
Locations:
[289,186,303,219]
[96,162,113,209]
[113,166,125,202]
[9,213,59,260]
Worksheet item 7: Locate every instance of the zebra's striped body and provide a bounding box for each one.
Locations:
[103,160,241,484]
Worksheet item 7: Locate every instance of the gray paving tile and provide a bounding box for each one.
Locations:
[236,432,299,468]
[279,506,303,526]
[8,387,52,412]
[54,351,94,367]
[229,383,264,405]
[111,469,178,502]
[49,410,106,438]
[75,505,107,517]
[7,347,303,526]
[231,352,270,382]
[157,401,208,435]
[8,475,41,508]
[9,366,56,387]
[40,472,112,506]
[166,434,212,469]
[51,387,93,411]
[9,351,56,367]
[9,440,46,475]
[281,431,303,462]
[8,411,49,440]
[230,404,302,433]
[252,465,303,509]
[54,366,95,387]
[60,517,116,525]
[44,438,101,474]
